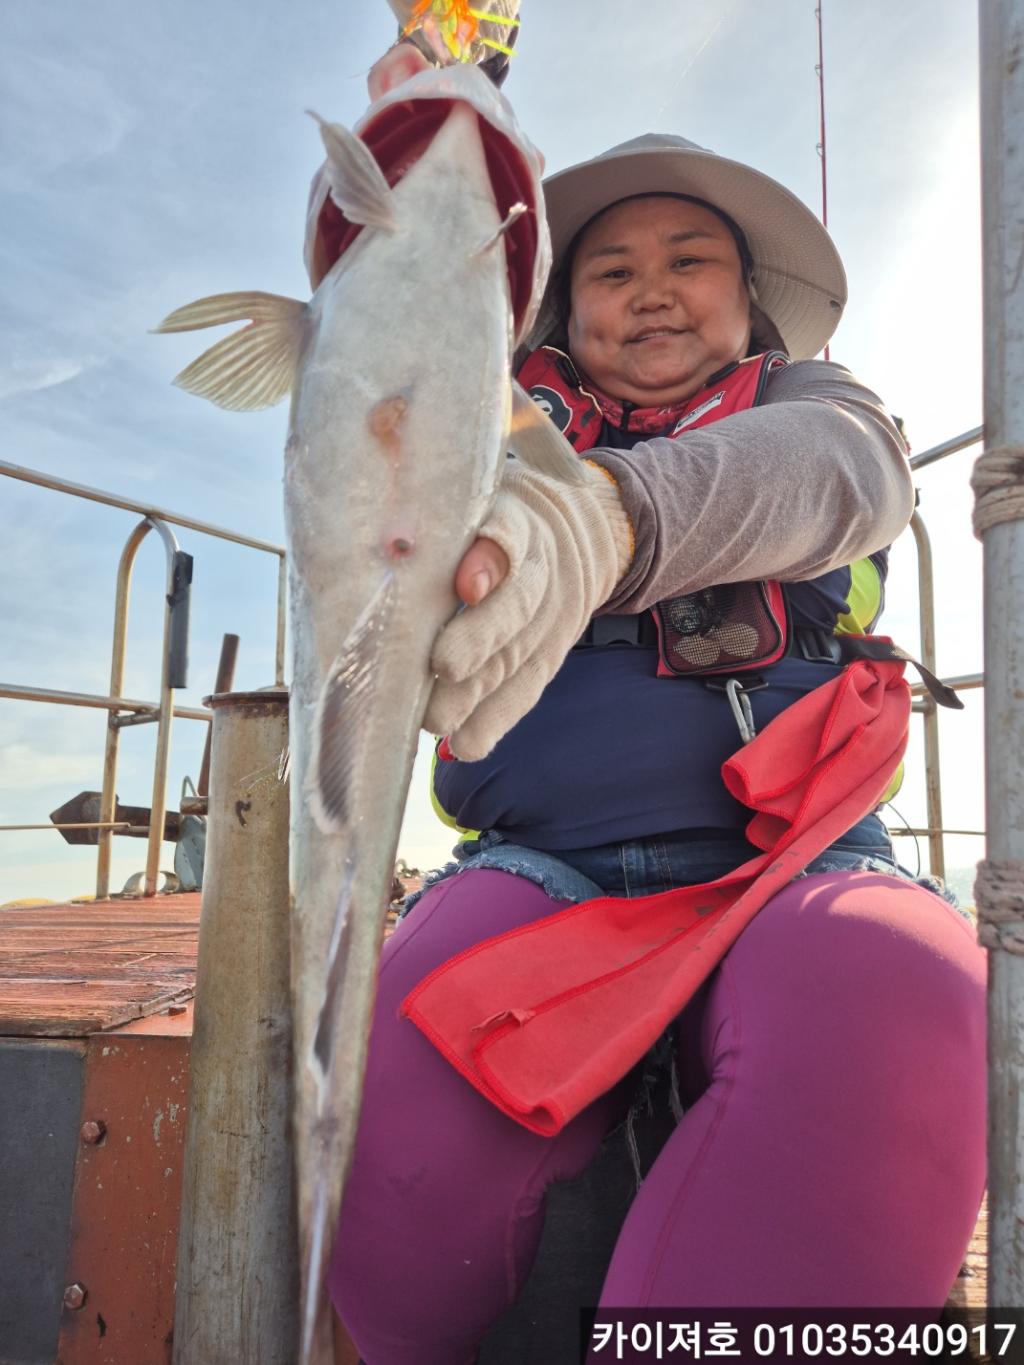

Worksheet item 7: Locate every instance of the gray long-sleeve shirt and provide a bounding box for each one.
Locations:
[589,359,914,613]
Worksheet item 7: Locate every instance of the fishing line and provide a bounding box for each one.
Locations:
[649,1,739,126]
[882,799,921,878]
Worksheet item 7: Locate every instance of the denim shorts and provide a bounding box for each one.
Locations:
[402,814,959,915]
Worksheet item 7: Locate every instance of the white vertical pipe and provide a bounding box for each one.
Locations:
[978,0,1024,1309]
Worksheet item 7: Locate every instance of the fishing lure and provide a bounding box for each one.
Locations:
[404,0,519,63]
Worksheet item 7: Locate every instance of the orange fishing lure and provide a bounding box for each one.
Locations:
[404,0,519,63]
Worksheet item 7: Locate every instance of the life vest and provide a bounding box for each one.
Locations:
[517,344,787,446]
[518,346,793,679]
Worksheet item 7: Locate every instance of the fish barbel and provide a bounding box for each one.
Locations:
[156,61,582,1363]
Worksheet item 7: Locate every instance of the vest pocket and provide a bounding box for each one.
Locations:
[653,580,788,678]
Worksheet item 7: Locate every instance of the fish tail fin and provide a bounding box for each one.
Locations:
[509,380,589,484]
[152,291,307,411]
[308,111,398,231]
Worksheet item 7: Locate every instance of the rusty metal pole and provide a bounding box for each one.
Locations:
[976,0,1024,1309]
[173,688,297,1363]
[197,634,240,797]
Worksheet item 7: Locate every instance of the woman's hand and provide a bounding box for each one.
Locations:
[426,463,634,761]
[368,40,431,101]
[454,537,510,606]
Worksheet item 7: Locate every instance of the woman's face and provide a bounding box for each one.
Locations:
[567,196,752,407]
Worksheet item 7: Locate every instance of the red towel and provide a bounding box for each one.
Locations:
[402,658,910,1136]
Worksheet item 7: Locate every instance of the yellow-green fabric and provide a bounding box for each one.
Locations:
[836,557,885,635]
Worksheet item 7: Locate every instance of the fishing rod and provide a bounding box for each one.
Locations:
[815,1,830,362]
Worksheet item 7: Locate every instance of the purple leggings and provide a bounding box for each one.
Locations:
[328,868,986,1365]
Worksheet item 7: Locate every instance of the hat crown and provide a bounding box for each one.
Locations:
[599,133,711,158]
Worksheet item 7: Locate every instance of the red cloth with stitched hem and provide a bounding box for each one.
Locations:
[401,657,910,1136]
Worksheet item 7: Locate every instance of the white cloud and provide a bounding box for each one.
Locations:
[0,51,132,193]
[0,354,97,402]
[0,743,100,793]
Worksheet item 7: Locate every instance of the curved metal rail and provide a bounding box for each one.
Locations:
[0,461,287,898]
[897,427,985,882]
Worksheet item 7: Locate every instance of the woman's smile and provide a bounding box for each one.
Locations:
[628,327,687,343]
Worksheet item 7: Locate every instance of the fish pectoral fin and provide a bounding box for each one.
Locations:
[508,381,588,484]
[308,111,397,231]
[308,573,396,834]
[153,292,308,411]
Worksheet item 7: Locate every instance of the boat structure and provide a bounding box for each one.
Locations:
[0,1,1018,1361]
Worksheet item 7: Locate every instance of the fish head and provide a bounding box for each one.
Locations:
[304,62,549,346]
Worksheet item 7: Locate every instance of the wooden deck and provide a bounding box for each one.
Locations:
[947,1192,988,1311]
[0,892,200,1036]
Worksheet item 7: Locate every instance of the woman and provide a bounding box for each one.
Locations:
[324,53,986,1365]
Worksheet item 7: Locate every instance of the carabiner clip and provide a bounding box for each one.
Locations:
[724,678,756,744]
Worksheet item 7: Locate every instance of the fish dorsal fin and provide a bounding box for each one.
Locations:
[153,291,308,411]
[509,380,588,484]
[308,111,397,231]
[308,572,396,834]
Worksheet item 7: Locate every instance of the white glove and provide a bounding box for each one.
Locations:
[424,459,634,761]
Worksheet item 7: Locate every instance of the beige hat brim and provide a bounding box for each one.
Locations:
[532,140,847,361]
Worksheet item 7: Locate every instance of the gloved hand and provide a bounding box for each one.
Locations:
[424,460,634,760]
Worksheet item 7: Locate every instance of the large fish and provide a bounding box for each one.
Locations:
[156,61,582,1364]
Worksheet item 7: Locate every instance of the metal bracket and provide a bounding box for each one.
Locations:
[180,774,209,818]
[110,708,160,730]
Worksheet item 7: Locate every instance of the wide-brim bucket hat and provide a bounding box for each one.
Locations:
[530,133,847,361]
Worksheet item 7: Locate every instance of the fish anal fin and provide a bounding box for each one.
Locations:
[308,574,396,834]
[308,111,397,231]
[312,858,356,1078]
[509,380,588,484]
[154,292,308,411]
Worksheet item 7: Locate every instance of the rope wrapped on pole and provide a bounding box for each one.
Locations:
[971,445,1024,536]
[975,859,1024,955]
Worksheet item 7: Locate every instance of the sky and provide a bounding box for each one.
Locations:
[0,0,985,904]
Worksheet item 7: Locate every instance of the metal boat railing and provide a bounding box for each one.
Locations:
[0,459,286,898]
[901,426,986,881]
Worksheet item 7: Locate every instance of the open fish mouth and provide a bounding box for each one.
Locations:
[307,95,540,334]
